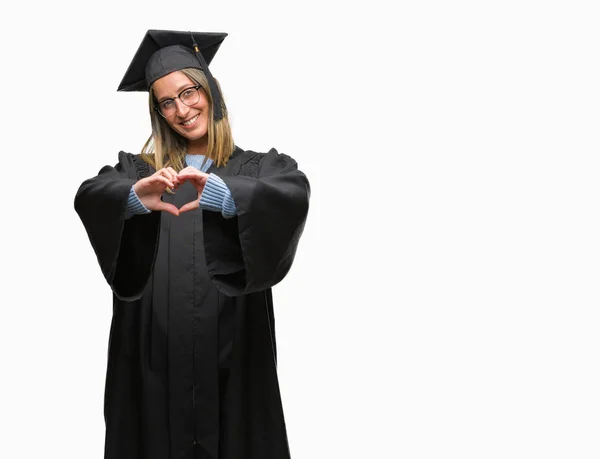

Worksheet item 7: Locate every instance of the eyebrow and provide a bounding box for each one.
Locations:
[156,84,196,103]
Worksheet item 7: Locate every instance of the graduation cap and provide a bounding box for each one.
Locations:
[117,29,228,120]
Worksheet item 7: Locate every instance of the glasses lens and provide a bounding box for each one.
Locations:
[181,87,200,107]
[158,99,176,117]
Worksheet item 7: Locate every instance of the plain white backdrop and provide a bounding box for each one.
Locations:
[1,1,600,458]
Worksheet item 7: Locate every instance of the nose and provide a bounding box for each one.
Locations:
[174,98,190,118]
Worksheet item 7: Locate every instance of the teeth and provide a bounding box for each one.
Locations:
[183,114,199,126]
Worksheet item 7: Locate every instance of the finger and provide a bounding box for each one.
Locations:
[152,168,173,181]
[172,170,184,186]
[177,171,207,181]
[178,166,204,175]
[179,199,200,214]
[177,169,196,179]
[155,201,180,217]
[157,168,176,183]
[151,175,175,188]
[176,167,196,184]
[137,176,171,195]
[165,167,178,182]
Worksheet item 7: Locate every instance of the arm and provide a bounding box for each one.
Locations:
[202,149,310,296]
[124,186,151,219]
[199,173,237,218]
[73,152,163,301]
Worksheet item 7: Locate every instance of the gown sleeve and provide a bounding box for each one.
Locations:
[202,148,311,296]
[74,151,161,301]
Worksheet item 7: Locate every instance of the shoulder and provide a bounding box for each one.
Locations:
[232,146,295,162]
[231,146,297,176]
[116,151,154,179]
[229,145,262,164]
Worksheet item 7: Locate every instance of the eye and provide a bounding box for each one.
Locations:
[181,88,196,99]
[160,99,175,110]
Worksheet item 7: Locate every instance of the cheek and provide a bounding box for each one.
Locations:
[199,98,210,113]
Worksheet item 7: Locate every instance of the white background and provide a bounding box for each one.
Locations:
[1,1,599,458]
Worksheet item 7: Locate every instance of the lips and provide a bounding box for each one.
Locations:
[181,114,200,127]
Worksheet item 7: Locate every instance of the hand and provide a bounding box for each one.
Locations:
[176,167,210,214]
[133,167,181,216]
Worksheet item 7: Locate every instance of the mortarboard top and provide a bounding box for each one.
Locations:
[117,29,228,120]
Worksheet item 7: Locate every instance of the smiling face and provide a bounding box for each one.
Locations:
[152,71,210,148]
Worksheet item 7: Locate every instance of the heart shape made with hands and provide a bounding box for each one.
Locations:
[134,167,211,217]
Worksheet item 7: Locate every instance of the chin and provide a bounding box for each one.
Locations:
[181,128,208,141]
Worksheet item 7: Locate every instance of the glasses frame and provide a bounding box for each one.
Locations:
[154,85,203,118]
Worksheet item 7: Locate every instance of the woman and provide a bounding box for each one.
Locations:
[74,29,310,459]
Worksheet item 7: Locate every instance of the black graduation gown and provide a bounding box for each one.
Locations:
[74,146,310,459]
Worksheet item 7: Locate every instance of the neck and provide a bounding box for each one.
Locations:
[187,136,208,156]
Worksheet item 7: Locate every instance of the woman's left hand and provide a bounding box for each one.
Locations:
[177,167,210,214]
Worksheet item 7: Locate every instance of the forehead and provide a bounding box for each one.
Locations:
[152,71,195,99]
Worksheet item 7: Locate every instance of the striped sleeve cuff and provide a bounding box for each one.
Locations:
[199,173,237,219]
[124,186,151,219]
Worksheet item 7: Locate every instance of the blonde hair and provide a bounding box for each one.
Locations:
[140,67,235,171]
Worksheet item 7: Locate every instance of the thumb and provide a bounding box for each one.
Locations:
[179,199,200,214]
[155,201,180,217]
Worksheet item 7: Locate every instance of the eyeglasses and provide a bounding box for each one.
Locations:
[154,85,203,118]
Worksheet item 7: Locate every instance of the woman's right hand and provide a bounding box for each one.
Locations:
[133,167,180,216]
